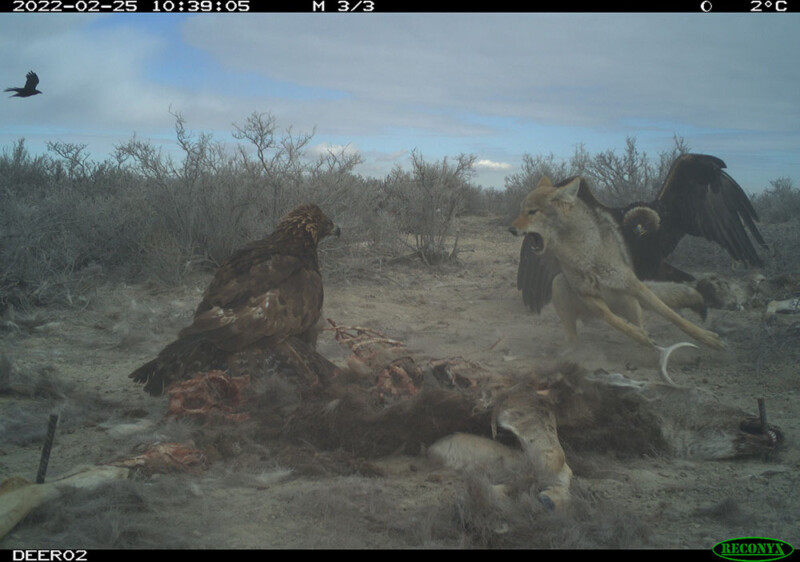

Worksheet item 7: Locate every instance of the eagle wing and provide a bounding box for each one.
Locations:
[517,234,561,313]
[180,246,323,351]
[655,153,767,267]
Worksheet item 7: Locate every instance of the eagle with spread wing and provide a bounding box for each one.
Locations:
[129,204,340,395]
[5,71,42,98]
[516,153,768,313]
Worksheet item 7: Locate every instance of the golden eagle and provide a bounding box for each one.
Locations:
[516,154,768,313]
[129,204,340,396]
[5,71,42,98]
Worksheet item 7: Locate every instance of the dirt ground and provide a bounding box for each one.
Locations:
[1,215,798,549]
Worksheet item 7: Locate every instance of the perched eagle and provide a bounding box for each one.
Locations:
[129,204,340,396]
[516,153,768,313]
[5,71,42,98]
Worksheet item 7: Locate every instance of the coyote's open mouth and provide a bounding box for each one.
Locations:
[529,232,545,254]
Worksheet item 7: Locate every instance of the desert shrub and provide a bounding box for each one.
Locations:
[502,136,690,218]
[114,113,265,270]
[381,151,477,264]
[752,177,800,225]
[232,116,406,279]
[117,112,399,282]
[0,141,146,309]
[479,187,508,217]
[7,122,787,313]
[456,184,494,217]
[231,111,315,231]
[585,135,689,205]
[757,221,800,274]
[503,148,588,220]
[0,139,54,196]
[0,112,411,309]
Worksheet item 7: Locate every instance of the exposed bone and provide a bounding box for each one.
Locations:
[109,443,208,474]
[326,319,405,358]
[166,371,251,422]
[585,370,648,390]
[656,342,698,386]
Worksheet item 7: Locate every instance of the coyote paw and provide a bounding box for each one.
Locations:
[700,329,726,350]
[634,328,656,348]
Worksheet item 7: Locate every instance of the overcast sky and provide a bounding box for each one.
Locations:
[1,13,798,192]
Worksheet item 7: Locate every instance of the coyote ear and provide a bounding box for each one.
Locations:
[537,176,553,188]
[552,177,581,204]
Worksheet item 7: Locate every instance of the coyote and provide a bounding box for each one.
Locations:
[509,176,724,351]
[515,154,767,313]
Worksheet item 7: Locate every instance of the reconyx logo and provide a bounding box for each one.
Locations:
[713,537,794,562]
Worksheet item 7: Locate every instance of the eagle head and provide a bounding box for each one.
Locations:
[279,204,340,246]
[623,206,660,237]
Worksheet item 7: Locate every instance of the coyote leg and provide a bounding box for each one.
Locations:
[632,280,724,350]
[579,294,655,347]
[552,274,580,345]
[609,290,644,328]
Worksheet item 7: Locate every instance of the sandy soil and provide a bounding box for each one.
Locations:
[1,215,798,549]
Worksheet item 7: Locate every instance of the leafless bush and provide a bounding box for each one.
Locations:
[752,177,800,225]
[0,111,407,309]
[115,111,263,270]
[0,139,54,196]
[232,116,403,280]
[117,111,388,283]
[759,221,800,274]
[3,121,792,312]
[586,135,689,205]
[232,111,315,230]
[382,151,477,265]
[0,166,137,309]
[503,146,589,220]
[502,136,690,217]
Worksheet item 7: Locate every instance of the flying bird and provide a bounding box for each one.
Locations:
[516,153,768,313]
[5,71,42,98]
[129,203,340,396]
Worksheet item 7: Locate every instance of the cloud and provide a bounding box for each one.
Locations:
[181,14,800,134]
[474,159,512,171]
